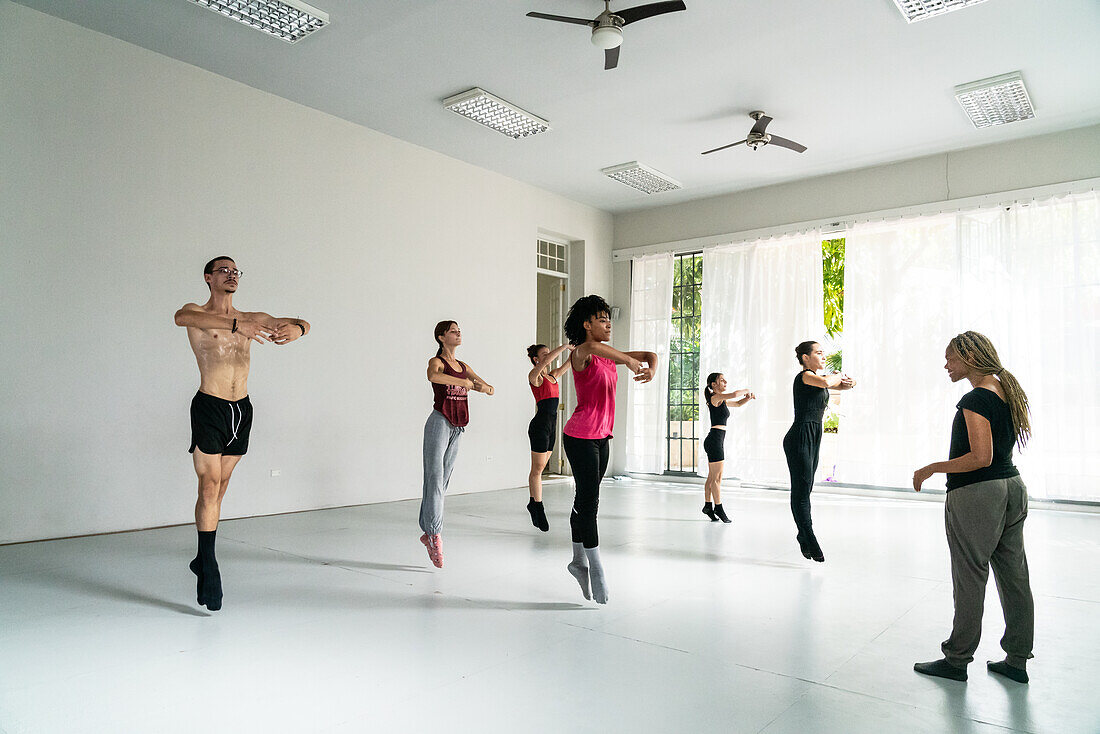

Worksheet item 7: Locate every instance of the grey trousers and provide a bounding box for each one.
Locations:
[942,475,1034,668]
[419,410,464,536]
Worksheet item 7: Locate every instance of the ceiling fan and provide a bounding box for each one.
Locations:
[701,111,808,155]
[526,1,687,70]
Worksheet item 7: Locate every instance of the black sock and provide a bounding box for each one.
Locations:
[987,660,1028,684]
[527,499,549,532]
[702,502,717,521]
[714,504,732,523]
[196,529,222,611]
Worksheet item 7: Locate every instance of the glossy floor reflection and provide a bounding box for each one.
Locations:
[1,479,1097,733]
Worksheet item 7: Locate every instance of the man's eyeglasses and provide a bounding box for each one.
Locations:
[211,267,243,278]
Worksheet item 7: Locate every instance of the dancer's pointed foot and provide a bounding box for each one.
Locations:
[527,499,550,532]
[189,555,204,606]
[567,560,591,600]
[702,502,718,521]
[714,504,732,523]
[420,533,444,568]
[987,660,1028,684]
[914,658,967,681]
[198,556,222,611]
[583,546,608,605]
[796,534,813,559]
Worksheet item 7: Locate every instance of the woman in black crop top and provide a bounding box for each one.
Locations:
[912,332,1034,684]
[782,341,855,563]
[702,373,754,523]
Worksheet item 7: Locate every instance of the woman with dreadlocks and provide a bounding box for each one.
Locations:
[912,331,1035,685]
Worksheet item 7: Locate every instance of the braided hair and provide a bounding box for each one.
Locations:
[949,331,1032,448]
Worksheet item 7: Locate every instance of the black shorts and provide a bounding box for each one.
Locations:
[703,429,725,463]
[189,391,253,456]
[528,400,558,453]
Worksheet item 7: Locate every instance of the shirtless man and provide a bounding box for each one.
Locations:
[174,256,310,610]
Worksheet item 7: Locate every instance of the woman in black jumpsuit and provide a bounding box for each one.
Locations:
[782,341,855,562]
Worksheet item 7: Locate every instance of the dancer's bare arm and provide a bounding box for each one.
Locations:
[801,371,855,390]
[465,365,495,396]
[174,304,273,343]
[575,342,658,383]
[251,312,310,345]
[711,389,755,407]
[427,358,475,390]
[529,344,574,386]
[912,410,993,491]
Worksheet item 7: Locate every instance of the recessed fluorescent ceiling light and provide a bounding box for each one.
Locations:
[188,0,329,44]
[443,88,550,139]
[601,162,682,195]
[891,0,989,23]
[955,72,1034,128]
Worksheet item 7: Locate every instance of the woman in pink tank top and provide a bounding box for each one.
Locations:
[418,320,495,569]
[524,342,574,532]
[561,295,658,604]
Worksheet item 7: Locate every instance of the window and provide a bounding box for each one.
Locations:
[667,252,702,473]
[537,239,568,274]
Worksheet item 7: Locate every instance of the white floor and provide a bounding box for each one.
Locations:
[1,480,1098,734]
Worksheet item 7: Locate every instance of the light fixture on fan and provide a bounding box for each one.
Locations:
[590,21,624,48]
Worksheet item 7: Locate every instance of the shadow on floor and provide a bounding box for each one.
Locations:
[28,567,209,617]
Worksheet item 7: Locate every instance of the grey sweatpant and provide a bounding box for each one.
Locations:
[419,410,464,536]
[942,475,1034,668]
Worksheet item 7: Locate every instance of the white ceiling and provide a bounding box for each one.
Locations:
[14,0,1100,213]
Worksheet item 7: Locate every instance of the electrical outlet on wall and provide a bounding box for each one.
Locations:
[270,469,282,477]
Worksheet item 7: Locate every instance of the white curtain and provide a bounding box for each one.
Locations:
[625,253,674,474]
[839,191,1100,500]
[700,232,825,483]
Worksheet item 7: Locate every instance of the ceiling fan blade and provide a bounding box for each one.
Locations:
[749,115,772,136]
[617,0,687,25]
[701,139,747,155]
[604,45,621,70]
[767,135,807,153]
[526,11,596,26]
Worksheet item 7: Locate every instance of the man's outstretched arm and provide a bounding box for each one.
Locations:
[174,304,274,343]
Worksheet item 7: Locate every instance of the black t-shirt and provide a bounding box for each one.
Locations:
[792,370,829,423]
[945,387,1020,491]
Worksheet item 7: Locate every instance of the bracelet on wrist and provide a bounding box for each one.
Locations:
[296,323,305,336]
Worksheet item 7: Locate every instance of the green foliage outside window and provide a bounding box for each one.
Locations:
[823,238,845,339]
[668,255,702,423]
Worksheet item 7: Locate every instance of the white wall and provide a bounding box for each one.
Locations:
[0,3,613,543]
[613,123,1100,249]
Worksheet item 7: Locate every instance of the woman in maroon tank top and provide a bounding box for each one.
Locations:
[417,320,494,568]
[524,342,574,531]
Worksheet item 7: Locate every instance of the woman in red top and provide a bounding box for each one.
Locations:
[525,342,574,531]
[562,295,657,604]
[418,320,494,568]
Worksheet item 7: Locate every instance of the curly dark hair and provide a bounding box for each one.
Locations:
[563,295,611,346]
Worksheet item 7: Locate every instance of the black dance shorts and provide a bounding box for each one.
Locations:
[703,428,726,463]
[189,391,253,456]
[528,399,559,453]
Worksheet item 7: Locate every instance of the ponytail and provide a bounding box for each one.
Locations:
[433,320,457,358]
[949,331,1032,448]
[704,372,721,405]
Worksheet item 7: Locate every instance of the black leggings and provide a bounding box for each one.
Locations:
[782,421,823,543]
[563,435,610,548]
